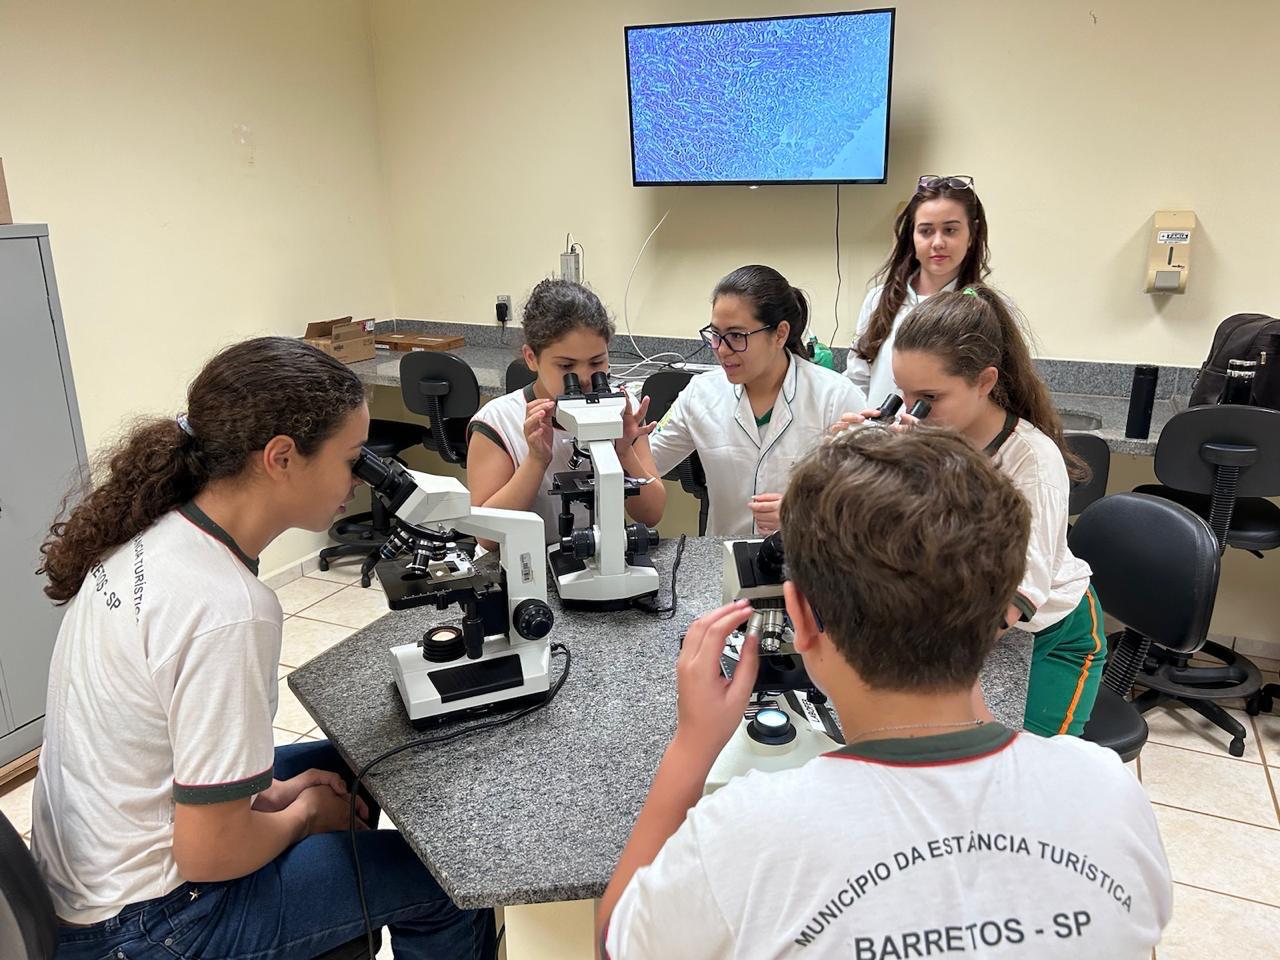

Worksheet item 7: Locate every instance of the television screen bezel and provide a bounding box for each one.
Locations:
[623,7,897,187]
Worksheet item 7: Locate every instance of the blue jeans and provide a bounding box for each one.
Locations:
[56,740,496,960]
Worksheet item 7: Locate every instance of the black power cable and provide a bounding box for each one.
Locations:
[346,643,573,956]
[634,533,687,619]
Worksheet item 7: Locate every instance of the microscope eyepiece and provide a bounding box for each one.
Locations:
[872,394,904,422]
[907,399,932,420]
[353,447,394,489]
[562,372,582,396]
[757,531,785,581]
[590,371,610,394]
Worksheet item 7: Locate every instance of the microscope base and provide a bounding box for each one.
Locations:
[548,547,659,610]
[389,636,551,726]
[704,691,842,795]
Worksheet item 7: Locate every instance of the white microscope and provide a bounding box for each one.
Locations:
[704,533,843,794]
[355,448,555,726]
[545,372,661,609]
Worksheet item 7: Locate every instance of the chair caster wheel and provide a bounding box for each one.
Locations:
[1247,696,1261,717]
[1261,693,1275,714]
[318,557,330,572]
[360,575,372,589]
[1229,737,1245,758]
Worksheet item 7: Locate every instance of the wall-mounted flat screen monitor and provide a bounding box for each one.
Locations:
[625,9,895,185]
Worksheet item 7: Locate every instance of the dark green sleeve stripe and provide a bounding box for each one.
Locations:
[173,766,273,805]
[1012,593,1037,623]
[466,420,508,457]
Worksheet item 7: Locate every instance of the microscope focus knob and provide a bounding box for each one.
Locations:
[625,523,660,555]
[560,529,596,560]
[513,599,554,641]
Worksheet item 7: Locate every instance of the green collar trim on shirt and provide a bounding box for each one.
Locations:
[827,722,1017,766]
[522,382,538,403]
[982,411,1019,457]
[754,407,773,428]
[178,501,260,576]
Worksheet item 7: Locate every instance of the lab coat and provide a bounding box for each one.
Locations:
[650,356,867,536]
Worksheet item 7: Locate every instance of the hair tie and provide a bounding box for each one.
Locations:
[176,413,196,438]
[961,287,979,298]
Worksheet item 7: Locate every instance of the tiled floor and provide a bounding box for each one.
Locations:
[4,572,1279,958]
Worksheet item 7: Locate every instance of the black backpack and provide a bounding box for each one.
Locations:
[1189,313,1280,409]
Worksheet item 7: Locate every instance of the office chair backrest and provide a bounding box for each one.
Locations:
[1154,405,1280,498]
[640,368,710,534]
[1070,493,1220,655]
[1064,432,1110,516]
[640,369,693,423]
[0,811,57,960]
[399,352,481,465]
[504,358,537,394]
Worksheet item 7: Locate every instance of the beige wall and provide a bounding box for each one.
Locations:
[4,1,1274,643]
[369,0,1275,367]
[0,0,395,574]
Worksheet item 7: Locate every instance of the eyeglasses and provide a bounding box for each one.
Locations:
[917,174,975,192]
[699,324,773,353]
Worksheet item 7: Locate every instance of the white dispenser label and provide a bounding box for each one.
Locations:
[1157,230,1191,244]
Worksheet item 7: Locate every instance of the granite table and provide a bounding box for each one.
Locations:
[287,536,1032,913]
[350,320,1191,457]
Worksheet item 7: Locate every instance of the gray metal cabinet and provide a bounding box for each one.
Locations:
[0,224,88,765]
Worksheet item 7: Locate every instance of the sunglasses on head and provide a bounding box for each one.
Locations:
[917,175,975,193]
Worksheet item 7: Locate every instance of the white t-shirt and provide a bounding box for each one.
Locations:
[606,724,1171,960]
[467,383,594,545]
[989,416,1092,632]
[31,504,282,924]
[844,279,958,405]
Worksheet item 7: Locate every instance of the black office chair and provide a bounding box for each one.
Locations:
[1131,405,1280,723]
[640,369,710,536]
[1065,432,1110,517]
[1,812,56,960]
[319,352,481,587]
[398,350,480,466]
[505,357,537,393]
[1070,493,1221,760]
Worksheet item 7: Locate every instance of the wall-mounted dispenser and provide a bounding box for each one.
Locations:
[1145,210,1196,294]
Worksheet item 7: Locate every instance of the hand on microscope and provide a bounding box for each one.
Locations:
[616,391,655,450]
[831,395,929,436]
[674,599,760,763]
[523,397,556,464]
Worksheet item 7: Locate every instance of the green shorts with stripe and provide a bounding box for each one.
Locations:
[1023,585,1106,737]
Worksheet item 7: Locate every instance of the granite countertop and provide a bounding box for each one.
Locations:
[349,320,1194,457]
[288,536,1032,909]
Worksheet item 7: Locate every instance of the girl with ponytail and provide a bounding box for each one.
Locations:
[835,285,1102,738]
[31,337,494,959]
[650,264,866,536]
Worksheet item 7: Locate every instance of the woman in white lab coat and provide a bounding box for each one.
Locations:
[845,175,992,405]
[650,265,866,537]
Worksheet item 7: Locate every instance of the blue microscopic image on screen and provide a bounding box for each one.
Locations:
[626,11,894,184]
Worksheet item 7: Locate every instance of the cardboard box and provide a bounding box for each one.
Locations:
[375,332,465,352]
[0,158,12,225]
[303,316,375,364]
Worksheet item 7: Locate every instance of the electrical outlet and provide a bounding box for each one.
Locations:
[495,294,512,325]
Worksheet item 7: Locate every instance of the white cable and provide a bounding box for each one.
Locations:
[615,202,690,381]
